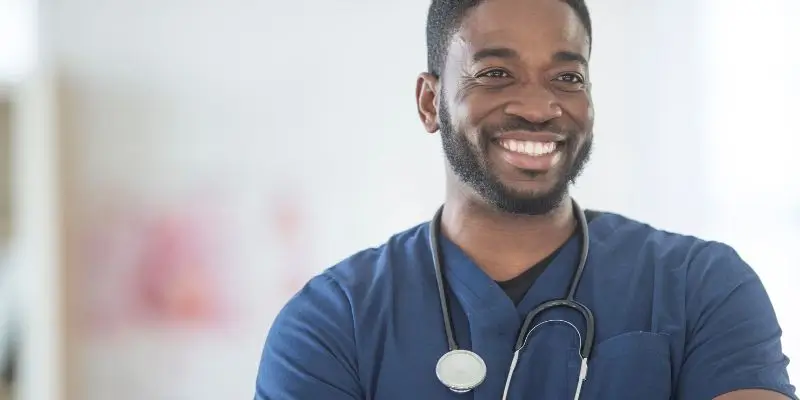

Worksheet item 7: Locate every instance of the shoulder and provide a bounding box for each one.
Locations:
[255,225,436,400]
[589,211,777,336]
[282,221,430,317]
[323,221,430,292]
[590,210,754,281]
[261,221,430,365]
[590,211,771,337]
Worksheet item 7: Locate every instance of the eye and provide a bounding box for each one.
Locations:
[554,72,585,84]
[477,69,511,79]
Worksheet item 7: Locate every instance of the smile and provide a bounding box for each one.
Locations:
[497,139,559,157]
[492,138,565,171]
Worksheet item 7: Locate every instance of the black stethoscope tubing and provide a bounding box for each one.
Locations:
[428,199,596,360]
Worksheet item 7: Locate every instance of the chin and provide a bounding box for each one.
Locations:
[480,170,570,214]
[499,171,564,195]
[507,179,558,195]
[482,183,568,216]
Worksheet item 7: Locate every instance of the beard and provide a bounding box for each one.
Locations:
[439,101,593,216]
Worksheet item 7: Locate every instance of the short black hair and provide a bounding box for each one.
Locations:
[425,0,592,76]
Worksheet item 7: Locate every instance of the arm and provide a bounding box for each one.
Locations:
[254,274,363,400]
[677,243,796,400]
[716,390,793,399]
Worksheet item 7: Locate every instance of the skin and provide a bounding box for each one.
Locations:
[416,0,593,281]
[415,0,790,398]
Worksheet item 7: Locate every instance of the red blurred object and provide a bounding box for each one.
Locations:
[133,211,220,323]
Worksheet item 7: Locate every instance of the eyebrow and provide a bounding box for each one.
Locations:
[471,47,588,66]
[552,51,588,66]
[471,47,519,64]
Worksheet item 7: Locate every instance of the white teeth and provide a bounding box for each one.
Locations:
[500,139,558,156]
[525,141,534,154]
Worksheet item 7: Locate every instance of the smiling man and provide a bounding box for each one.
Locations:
[254,0,796,399]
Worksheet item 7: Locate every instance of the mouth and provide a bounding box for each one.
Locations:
[491,138,566,171]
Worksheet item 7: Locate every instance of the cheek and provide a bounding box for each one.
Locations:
[459,98,504,147]
[462,94,496,120]
[446,99,482,142]
[584,104,595,131]
[451,84,502,123]
[563,94,594,131]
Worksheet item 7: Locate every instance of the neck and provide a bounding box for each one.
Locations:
[440,181,577,282]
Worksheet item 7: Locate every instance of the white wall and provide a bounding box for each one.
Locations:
[701,0,800,380]
[0,0,36,82]
[38,0,798,398]
[12,68,61,400]
[2,0,63,399]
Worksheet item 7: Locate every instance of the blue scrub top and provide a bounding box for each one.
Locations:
[255,212,797,399]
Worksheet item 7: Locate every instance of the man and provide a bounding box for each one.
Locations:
[254,0,796,398]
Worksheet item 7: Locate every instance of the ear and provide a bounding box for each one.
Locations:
[415,72,440,133]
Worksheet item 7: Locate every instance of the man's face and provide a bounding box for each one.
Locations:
[422,0,594,215]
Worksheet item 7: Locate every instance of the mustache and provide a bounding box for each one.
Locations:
[481,116,569,136]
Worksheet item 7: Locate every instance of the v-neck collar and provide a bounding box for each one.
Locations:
[437,234,519,334]
[516,233,582,314]
[435,218,593,327]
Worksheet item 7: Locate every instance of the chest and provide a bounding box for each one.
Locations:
[354,263,688,400]
[363,304,677,400]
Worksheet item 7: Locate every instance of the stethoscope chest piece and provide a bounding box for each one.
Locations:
[435,349,487,393]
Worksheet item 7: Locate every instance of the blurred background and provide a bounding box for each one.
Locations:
[1,0,799,399]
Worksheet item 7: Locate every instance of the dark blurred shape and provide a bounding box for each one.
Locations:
[1,342,14,385]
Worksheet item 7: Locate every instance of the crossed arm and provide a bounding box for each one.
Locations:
[680,245,795,400]
[717,391,791,399]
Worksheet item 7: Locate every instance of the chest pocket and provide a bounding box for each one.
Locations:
[572,331,672,400]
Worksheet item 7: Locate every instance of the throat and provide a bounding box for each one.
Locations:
[497,250,559,304]
[469,235,569,282]
[440,201,578,282]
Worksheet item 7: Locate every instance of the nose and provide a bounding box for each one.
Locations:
[503,83,563,123]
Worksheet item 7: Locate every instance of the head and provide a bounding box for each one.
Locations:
[416,0,594,216]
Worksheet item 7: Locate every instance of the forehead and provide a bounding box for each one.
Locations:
[452,0,589,58]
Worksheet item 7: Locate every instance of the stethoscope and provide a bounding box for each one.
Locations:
[428,199,595,400]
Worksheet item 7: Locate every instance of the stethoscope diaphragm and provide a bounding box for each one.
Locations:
[435,349,487,393]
